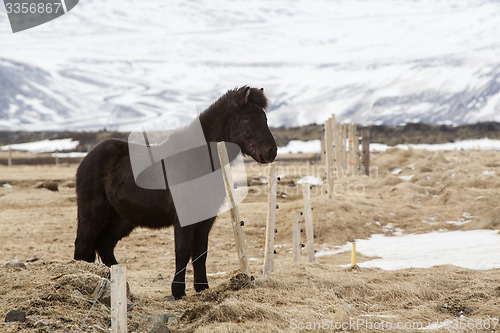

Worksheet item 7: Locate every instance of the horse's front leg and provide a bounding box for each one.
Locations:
[172,223,193,299]
[191,219,214,293]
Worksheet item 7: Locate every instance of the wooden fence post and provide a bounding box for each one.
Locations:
[334,123,342,177]
[293,212,301,263]
[361,129,371,176]
[8,147,12,167]
[324,117,336,198]
[301,184,315,262]
[330,115,338,176]
[323,118,330,170]
[320,135,325,164]
[217,142,249,274]
[263,163,277,275]
[111,264,127,333]
[348,124,355,176]
[341,124,348,174]
[353,125,361,176]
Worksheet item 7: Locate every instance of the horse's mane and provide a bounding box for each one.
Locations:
[203,86,268,114]
[199,86,268,141]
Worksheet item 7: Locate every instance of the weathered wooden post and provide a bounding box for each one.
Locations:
[320,135,325,164]
[263,163,277,275]
[331,116,339,195]
[111,264,127,333]
[301,184,315,262]
[293,212,301,263]
[217,142,249,274]
[323,118,330,170]
[353,125,361,175]
[330,115,338,174]
[361,129,371,176]
[334,123,343,177]
[348,124,357,176]
[324,117,336,198]
[341,124,348,174]
[8,146,12,167]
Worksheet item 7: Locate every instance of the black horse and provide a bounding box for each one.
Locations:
[74,86,277,299]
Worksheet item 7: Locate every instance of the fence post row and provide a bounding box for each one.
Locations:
[323,115,370,180]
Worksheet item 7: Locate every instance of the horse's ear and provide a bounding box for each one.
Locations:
[260,88,264,92]
[236,86,251,105]
[245,88,251,103]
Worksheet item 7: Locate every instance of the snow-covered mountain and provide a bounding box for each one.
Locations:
[1,0,500,131]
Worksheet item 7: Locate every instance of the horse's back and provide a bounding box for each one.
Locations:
[76,139,128,199]
[77,138,177,229]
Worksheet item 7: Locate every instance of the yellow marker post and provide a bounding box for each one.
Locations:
[351,243,356,267]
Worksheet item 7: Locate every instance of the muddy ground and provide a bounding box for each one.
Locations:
[0,148,499,332]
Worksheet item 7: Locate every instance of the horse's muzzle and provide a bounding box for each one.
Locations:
[259,146,277,163]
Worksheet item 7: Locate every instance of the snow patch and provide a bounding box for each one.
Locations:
[391,168,402,175]
[354,230,500,270]
[52,152,88,158]
[322,230,500,270]
[1,139,79,154]
[296,176,323,186]
[371,138,500,152]
[398,175,415,181]
[278,140,321,155]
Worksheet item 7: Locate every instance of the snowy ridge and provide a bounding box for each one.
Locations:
[1,0,500,131]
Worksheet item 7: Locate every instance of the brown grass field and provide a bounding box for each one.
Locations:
[0,148,499,332]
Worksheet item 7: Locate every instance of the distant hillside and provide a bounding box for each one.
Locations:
[1,122,499,151]
[2,1,500,131]
[272,122,500,147]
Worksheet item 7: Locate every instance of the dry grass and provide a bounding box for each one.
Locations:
[0,149,499,332]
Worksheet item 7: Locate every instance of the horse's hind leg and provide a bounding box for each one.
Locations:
[94,215,134,267]
[74,200,109,263]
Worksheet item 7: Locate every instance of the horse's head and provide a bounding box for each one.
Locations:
[225,86,277,164]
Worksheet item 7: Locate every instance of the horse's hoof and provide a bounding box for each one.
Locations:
[172,284,186,300]
[172,292,186,300]
[194,283,209,293]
